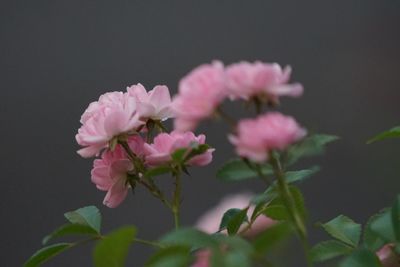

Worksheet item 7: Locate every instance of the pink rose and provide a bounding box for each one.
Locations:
[229,112,306,162]
[195,193,275,237]
[76,91,143,158]
[172,61,227,131]
[127,83,174,122]
[377,244,400,267]
[91,136,144,208]
[226,61,303,103]
[144,131,214,166]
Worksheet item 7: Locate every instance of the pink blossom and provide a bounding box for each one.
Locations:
[127,83,174,122]
[91,136,144,208]
[377,244,400,267]
[172,61,227,131]
[195,193,275,237]
[229,112,306,162]
[144,131,214,166]
[76,91,143,158]
[226,61,303,103]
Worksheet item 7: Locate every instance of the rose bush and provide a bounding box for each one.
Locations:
[25,61,400,267]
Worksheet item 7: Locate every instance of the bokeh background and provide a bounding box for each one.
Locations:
[1,1,400,266]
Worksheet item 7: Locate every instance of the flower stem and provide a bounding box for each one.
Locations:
[269,154,312,267]
[172,168,182,230]
[134,238,164,248]
[120,140,172,210]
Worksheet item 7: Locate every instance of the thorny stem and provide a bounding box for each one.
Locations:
[269,153,312,267]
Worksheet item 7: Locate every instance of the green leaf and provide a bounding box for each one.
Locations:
[145,246,193,267]
[262,205,289,221]
[144,165,172,178]
[252,222,293,255]
[160,228,218,249]
[216,159,272,182]
[285,167,320,184]
[42,223,98,245]
[320,215,361,247]
[215,235,253,254]
[363,209,389,251]
[289,186,307,221]
[219,208,242,231]
[310,240,353,263]
[214,236,253,267]
[391,195,400,242]
[286,134,339,165]
[227,208,249,235]
[251,190,278,205]
[64,206,101,233]
[339,248,383,267]
[368,208,396,243]
[223,251,251,267]
[367,126,400,144]
[93,226,136,267]
[24,243,72,267]
[251,202,267,221]
[260,167,319,202]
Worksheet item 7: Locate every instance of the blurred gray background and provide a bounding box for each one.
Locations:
[1,1,400,266]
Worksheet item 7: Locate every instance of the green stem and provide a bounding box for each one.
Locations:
[134,238,164,248]
[172,168,182,230]
[270,154,312,267]
[120,140,172,210]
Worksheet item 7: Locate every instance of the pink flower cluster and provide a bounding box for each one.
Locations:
[77,84,213,208]
[172,60,303,131]
[76,84,174,157]
[229,112,306,162]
